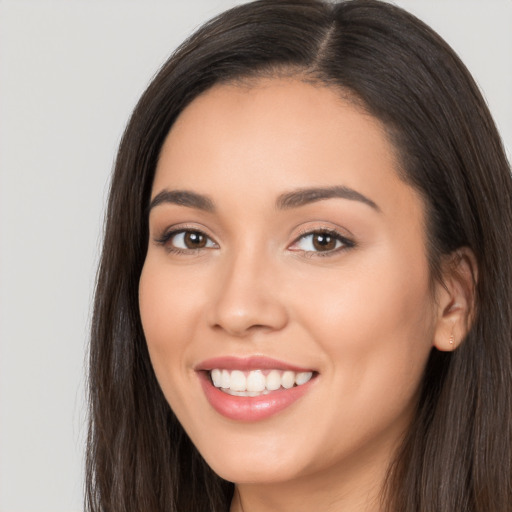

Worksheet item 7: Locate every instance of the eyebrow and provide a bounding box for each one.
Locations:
[149,189,215,213]
[276,186,380,211]
[149,185,380,214]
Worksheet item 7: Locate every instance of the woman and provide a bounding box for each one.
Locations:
[86,1,512,510]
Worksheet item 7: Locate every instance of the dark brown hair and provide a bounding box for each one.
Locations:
[86,1,512,510]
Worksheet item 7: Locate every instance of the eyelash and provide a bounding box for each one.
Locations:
[154,227,355,257]
[291,228,355,258]
[154,226,217,255]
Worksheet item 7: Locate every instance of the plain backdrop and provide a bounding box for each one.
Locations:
[0,1,510,511]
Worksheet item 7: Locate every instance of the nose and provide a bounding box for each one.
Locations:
[207,250,289,338]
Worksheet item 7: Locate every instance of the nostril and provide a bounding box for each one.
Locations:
[208,294,289,337]
[211,321,284,338]
[206,259,289,335]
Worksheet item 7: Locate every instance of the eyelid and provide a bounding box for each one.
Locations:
[152,222,354,256]
[288,226,355,256]
[153,224,219,251]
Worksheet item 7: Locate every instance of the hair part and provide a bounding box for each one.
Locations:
[87,1,512,511]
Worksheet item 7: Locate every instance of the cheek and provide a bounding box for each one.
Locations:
[292,246,435,410]
[138,261,201,377]
[138,259,213,425]
[296,247,433,338]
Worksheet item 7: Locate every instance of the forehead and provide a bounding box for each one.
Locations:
[153,77,423,225]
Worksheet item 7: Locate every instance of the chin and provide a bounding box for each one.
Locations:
[188,426,314,484]
[206,452,308,485]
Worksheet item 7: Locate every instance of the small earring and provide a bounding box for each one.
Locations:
[449,334,454,345]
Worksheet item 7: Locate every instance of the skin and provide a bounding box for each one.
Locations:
[139,78,473,511]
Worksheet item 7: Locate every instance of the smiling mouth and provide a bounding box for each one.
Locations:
[197,358,318,421]
[209,369,314,397]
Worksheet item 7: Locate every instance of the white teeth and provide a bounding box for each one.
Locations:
[246,370,266,392]
[230,370,246,391]
[266,370,281,391]
[224,389,271,397]
[281,371,295,389]
[211,369,222,387]
[210,368,314,394]
[295,371,313,386]
[221,369,230,388]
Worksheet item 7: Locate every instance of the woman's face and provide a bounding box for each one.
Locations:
[139,78,439,486]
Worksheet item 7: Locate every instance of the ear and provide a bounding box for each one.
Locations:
[433,247,478,352]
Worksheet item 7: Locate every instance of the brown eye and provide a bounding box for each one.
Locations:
[290,229,353,255]
[183,231,207,249]
[161,229,217,252]
[312,233,337,251]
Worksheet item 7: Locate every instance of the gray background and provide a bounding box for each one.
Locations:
[1,1,511,510]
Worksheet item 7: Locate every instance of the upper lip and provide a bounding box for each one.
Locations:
[195,356,315,373]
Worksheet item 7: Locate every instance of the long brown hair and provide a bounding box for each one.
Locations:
[86,1,512,510]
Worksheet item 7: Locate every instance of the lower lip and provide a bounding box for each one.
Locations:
[198,372,315,422]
